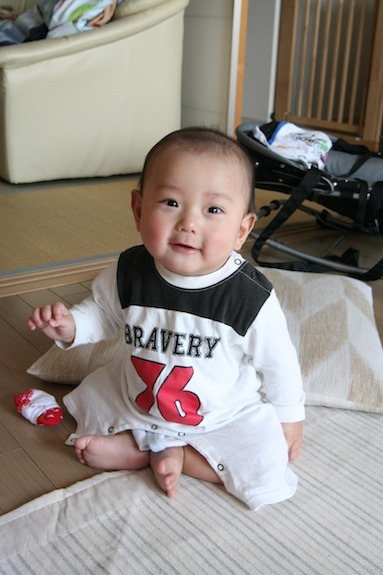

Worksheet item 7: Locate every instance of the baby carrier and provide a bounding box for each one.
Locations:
[236,121,383,281]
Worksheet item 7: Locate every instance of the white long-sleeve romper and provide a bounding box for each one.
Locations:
[63,246,305,510]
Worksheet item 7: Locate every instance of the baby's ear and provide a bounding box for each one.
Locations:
[131,189,143,229]
[235,212,256,250]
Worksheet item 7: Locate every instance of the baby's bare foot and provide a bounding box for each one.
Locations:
[150,447,184,497]
[74,433,149,470]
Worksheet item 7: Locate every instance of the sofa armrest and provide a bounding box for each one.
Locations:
[0,0,188,67]
[114,0,175,18]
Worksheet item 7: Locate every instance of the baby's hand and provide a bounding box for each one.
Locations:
[281,421,303,462]
[27,302,75,344]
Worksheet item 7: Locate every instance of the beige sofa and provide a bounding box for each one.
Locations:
[0,0,189,183]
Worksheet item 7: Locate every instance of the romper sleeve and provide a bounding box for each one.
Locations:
[251,289,305,423]
[64,259,125,347]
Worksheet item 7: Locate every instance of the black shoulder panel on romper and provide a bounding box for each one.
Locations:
[117,246,273,336]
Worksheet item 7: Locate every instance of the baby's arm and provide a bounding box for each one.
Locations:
[28,302,75,344]
[281,421,303,462]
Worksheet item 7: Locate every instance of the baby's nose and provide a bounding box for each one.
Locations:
[176,213,198,233]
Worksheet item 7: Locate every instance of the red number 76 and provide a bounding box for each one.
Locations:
[131,356,203,426]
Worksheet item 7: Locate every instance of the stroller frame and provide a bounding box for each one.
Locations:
[236,123,383,281]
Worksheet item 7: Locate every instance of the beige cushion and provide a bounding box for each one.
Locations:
[263,269,383,412]
[27,269,383,413]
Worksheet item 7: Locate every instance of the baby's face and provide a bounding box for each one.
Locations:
[132,150,255,276]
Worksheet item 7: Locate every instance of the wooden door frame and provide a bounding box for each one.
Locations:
[362,0,383,150]
[228,0,249,136]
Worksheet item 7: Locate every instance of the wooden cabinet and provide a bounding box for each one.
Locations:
[274,0,383,150]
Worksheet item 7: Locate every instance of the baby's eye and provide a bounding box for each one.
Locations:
[208,206,223,214]
[163,199,178,207]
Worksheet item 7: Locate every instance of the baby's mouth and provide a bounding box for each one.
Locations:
[171,242,199,253]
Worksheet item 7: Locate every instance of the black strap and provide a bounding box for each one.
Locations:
[358,258,383,281]
[353,180,369,231]
[332,138,371,156]
[331,137,382,178]
[251,168,383,280]
[365,181,383,234]
[354,181,383,279]
[336,153,375,179]
[252,167,323,258]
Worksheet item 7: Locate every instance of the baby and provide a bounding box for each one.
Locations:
[28,127,304,510]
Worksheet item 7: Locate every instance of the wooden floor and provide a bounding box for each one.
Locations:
[0,221,382,515]
[0,281,99,515]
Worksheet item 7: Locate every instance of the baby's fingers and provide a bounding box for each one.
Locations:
[49,302,70,325]
[28,306,52,330]
[28,302,68,330]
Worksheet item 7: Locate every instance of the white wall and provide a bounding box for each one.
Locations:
[242,0,280,125]
[181,0,234,132]
[181,0,280,132]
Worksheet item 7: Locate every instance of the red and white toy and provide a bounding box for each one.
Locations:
[14,388,63,426]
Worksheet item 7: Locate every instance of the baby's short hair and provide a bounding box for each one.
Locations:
[139,127,255,213]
